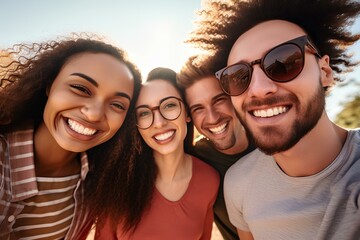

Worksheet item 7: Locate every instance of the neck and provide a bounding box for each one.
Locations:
[274,113,347,177]
[154,149,193,202]
[34,122,80,177]
[154,149,191,182]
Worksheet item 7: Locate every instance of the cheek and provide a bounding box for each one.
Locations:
[191,114,202,128]
[220,102,237,116]
[108,111,128,133]
[230,96,244,114]
[42,97,58,127]
[42,104,51,128]
[137,128,149,140]
[137,129,153,148]
[179,116,189,139]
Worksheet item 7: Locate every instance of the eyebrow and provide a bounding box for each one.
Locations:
[212,92,229,101]
[136,96,180,109]
[189,103,203,112]
[71,73,98,87]
[71,72,132,101]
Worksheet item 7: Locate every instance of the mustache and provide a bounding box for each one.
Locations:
[244,94,298,109]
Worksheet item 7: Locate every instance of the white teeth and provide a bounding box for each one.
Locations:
[253,106,288,118]
[209,123,227,134]
[154,130,175,141]
[68,119,97,135]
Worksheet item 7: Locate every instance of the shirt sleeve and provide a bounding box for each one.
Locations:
[224,165,250,232]
[316,158,360,240]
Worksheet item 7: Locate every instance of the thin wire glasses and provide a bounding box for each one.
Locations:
[136,96,183,129]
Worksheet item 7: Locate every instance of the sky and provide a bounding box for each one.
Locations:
[1,0,359,120]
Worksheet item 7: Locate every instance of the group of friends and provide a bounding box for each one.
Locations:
[1,0,360,239]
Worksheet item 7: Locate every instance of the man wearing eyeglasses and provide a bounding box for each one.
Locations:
[186,0,360,239]
[177,57,255,240]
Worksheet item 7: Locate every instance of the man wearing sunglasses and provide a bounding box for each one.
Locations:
[186,0,360,239]
[177,56,255,240]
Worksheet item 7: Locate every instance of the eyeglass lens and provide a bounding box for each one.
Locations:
[218,38,306,96]
[136,97,182,129]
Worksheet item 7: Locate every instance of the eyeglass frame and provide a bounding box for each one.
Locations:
[135,96,184,129]
[215,35,322,96]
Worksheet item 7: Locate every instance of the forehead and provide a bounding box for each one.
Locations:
[136,79,181,106]
[185,76,223,104]
[62,52,131,77]
[53,52,134,98]
[228,20,307,65]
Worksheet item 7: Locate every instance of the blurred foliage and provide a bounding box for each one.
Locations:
[335,95,360,129]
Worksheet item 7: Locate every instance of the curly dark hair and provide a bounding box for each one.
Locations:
[186,0,360,86]
[0,34,143,235]
[0,34,141,130]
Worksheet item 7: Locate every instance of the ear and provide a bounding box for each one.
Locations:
[186,114,191,123]
[318,55,334,87]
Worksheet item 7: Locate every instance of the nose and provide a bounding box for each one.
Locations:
[205,107,220,124]
[247,65,278,98]
[81,101,105,122]
[152,110,167,128]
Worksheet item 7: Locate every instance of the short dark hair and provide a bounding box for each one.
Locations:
[187,0,360,85]
[177,55,225,89]
[147,67,187,103]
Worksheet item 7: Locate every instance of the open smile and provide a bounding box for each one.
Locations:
[67,119,97,136]
[153,130,175,141]
[209,122,228,135]
[252,106,289,118]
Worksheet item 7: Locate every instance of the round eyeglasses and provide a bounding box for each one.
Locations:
[135,96,183,129]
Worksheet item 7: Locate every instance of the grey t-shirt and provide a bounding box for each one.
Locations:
[224,129,360,240]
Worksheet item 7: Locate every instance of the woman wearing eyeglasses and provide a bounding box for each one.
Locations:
[94,67,220,240]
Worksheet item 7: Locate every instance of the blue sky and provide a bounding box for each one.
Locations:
[0,0,201,75]
[1,0,359,120]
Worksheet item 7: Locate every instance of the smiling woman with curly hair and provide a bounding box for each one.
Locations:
[0,34,141,240]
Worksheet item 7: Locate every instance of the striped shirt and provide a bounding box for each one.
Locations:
[13,174,80,239]
[0,126,93,240]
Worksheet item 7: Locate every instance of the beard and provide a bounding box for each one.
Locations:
[238,83,326,155]
[211,133,236,151]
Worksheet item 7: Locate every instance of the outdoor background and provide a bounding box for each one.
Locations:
[1,0,359,122]
[1,1,359,239]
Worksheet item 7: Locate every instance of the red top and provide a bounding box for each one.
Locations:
[96,156,219,240]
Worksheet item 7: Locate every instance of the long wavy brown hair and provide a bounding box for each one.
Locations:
[186,0,360,92]
[0,34,143,235]
[91,67,196,236]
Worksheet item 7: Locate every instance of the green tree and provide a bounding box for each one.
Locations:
[335,95,360,129]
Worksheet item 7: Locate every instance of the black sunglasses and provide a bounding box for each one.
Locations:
[215,35,321,96]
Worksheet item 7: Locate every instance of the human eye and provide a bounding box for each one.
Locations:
[214,96,229,105]
[70,84,91,96]
[110,102,127,112]
[162,98,179,110]
[136,109,151,119]
[191,106,204,114]
[164,102,178,110]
